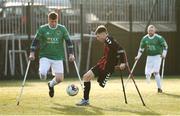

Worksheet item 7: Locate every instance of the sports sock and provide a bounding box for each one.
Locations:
[84,82,91,100]
[49,78,58,87]
[155,73,161,89]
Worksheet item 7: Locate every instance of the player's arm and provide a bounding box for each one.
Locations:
[135,38,145,60]
[29,37,39,61]
[106,38,126,70]
[116,46,127,70]
[117,46,126,63]
[63,26,75,61]
[160,36,168,59]
[135,48,144,60]
[29,29,41,60]
[65,37,74,55]
[66,39,75,62]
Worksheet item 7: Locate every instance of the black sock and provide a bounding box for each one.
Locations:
[83,82,91,100]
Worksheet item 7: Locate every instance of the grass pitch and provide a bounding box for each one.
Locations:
[0,76,180,115]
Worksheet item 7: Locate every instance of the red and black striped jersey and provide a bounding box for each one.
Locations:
[96,36,126,73]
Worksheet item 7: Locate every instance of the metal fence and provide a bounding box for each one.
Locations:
[0,0,177,77]
[84,0,176,22]
[0,0,176,36]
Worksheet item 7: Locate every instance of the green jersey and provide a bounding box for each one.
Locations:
[140,34,168,56]
[34,24,70,60]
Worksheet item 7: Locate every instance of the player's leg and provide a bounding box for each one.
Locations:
[39,57,51,80]
[49,73,64,87]
[145,56,153,83]
[83,69,94,100]
[153,55,162,93]
[76,68,95,106]
[48,60,64,97]
[154,72,162,93]
[97,72,111,88]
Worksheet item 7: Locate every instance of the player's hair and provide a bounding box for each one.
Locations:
[147,25,156,32]
[48,12,58,20]
[95,25,107,35]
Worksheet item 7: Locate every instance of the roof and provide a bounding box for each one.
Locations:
[0,0,71,9]
[109,22,176,32]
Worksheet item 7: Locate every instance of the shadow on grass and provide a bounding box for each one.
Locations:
[49,103,160,115]
[143,106,161,115]
[50,103,104,115]
[102,105,160,115]
[163,92,180,98]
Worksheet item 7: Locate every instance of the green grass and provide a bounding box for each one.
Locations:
[0,76,180,115]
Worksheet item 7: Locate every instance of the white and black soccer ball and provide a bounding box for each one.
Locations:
[66,84,79,96]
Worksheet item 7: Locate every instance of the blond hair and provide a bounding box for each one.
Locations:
[95,25,107,35]
[147,25,156,32]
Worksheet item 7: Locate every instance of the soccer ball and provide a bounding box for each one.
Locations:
[66,84,79,96]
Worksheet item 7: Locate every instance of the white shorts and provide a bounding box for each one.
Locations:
[145,55,162,76]
[39,57,64,76]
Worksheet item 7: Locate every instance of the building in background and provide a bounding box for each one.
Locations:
[0,0,178,78]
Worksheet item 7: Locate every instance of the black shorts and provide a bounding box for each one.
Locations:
[91,65,111,88]
[91,65,101,77]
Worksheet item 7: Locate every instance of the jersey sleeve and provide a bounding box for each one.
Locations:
[62,26,70,40]
[116,46,126,63]
[34,27,43,40]
[30,27,42,52]
[159,36,168,50]
[62,26,74,55]
[140,37,146,49]
[105,37,126,64]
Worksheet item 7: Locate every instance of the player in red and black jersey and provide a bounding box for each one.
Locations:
[76,25,127,106]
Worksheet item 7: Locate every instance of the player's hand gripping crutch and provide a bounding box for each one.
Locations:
[124,59,138,88]
[16,60,31,105]
[73,61,84,91]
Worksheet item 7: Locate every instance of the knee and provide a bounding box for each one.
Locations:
[39,69,48,80]
[145,74,151,78]
[39,72,47,80]
[55,74,64,83]
[153,72,160,76]
[83,74,91,82]
[56,77,63,83]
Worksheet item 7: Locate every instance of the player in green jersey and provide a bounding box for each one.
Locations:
[135,25,168,93]
[29,12,75,97]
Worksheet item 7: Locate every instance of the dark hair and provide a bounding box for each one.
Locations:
[95,25,107,34]
[48,12,58,20]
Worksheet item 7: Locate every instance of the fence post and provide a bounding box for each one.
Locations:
[26,2,31,40]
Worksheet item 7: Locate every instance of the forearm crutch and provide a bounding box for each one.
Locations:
[120,70,127,104]
[16,60,31,105]
[126,64,146,106]
[73,61,84,91]
[161,58,165,79]
[124,59,138,88]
